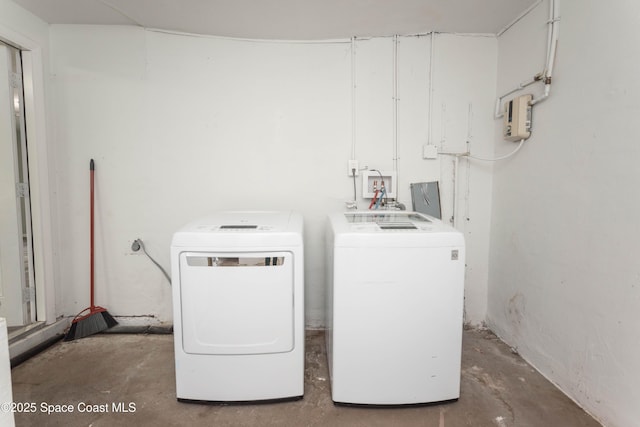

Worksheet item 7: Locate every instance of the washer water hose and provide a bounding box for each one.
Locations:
[132,239,171,285]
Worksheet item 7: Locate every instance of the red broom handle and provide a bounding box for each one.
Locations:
[90,159,95,310]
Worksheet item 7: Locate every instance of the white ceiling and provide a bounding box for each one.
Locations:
[12,0,538,40]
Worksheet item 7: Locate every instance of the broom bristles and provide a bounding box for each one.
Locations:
[64,311,118,341]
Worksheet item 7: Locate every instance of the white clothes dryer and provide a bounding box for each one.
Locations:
[171,211,304,402]
[325,211,465,405]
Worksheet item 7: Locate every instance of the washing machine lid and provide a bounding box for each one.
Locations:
[330,211,464,248]
[172,211,303,248]
[345,212,432,229]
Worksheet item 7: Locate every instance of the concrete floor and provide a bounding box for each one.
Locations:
[10,329,601,427]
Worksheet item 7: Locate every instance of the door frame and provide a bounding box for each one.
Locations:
[0,24,57,325]
[0,42,34,326]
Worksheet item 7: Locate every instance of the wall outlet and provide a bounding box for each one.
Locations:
[348,160,359,176]
[129,239,142,255]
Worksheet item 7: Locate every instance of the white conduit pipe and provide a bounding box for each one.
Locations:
[467,138,525,161]
[428,32,435,145]
[351,37,357,159]
[393,35,400,199]
[439,150,467,226]
[494,0,560,115]
[531,0,560,105]
[452,155,459,227]
[450,104,471,228]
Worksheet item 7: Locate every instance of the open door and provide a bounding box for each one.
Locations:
[0,43,36,328]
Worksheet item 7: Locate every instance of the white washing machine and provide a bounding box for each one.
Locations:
[325,211,465,405]
[171,211,304,402]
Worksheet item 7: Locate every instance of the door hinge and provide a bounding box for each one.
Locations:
[22,287,35,303]
[16,182,29,198]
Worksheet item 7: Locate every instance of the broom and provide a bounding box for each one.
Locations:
[64,159,117,341]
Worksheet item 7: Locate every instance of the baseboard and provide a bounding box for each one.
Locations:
[8,318,69,363]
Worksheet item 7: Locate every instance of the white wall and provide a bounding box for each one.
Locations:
[51,27,352,327]
[431,34,497,324]
[488,1,640,426]
[49,25,496,328]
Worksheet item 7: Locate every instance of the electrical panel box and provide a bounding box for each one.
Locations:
[422,144,438,159]
[503,94,532,141]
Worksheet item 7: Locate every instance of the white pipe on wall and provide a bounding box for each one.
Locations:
[547,0,560,79]
[495,0,560,113]
[531,0,560,105]
[452,155,459,227]
[449,103,473,229]
[428,32,435,145]
[351,36,357,159]
[393,35,400,198]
